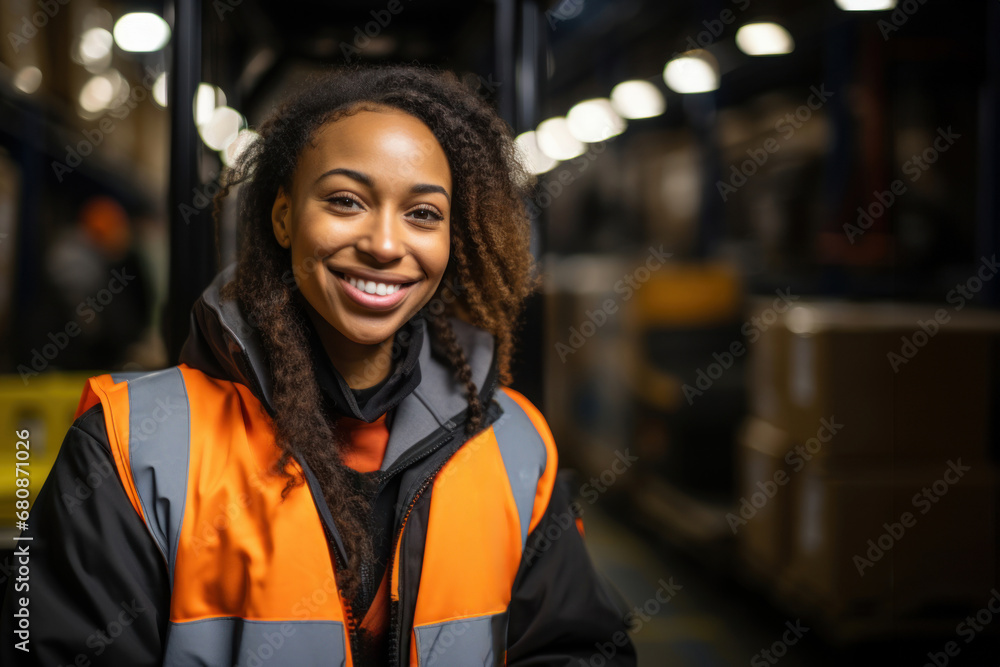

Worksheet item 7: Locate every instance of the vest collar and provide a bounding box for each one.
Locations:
[179,264,500,471]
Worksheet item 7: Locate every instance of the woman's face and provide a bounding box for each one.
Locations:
[272,108,452,346]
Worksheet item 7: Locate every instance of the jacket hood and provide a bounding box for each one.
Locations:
[178,264,501,471]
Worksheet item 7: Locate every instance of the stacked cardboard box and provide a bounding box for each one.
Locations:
[542,254,638,476]
[734,417,795,578]
[737,299,1000,638]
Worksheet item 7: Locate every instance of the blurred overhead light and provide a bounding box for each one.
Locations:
[83,50,113,74]
[13,66,42,94]
[104,69,130,108]
[153,73,167,107]
[515,131,558,175]
[834,0,897,9]
[194,83,225,126]
[536,117,585,161]
[663,50,719,94]
[610,80,665,119]
[736,22,794,56]
[200,107,246,151]
[223,129,259,167]
[79,74,116,113]
[786,306,817,335]
[79,28,114,64]
[113,12,171,52]
[566,99,626,142]
[195,84,214,125]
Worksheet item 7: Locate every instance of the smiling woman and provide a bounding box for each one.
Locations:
[0,64,637,667]
[271,109,453,355]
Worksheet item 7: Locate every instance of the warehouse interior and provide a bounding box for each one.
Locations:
[1,0,999,664]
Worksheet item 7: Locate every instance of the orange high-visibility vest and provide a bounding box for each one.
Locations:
[75,363,557,667]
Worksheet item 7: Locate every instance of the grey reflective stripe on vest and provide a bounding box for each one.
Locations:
[110,371,157,384]
[124,367,190,588]
[163,618,348,667]
[414,612,504,667]
[492,390,549,546]
[117,371,351,666]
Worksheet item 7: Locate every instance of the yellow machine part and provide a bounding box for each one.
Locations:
[629,261,742,328]
[0,372,95,529]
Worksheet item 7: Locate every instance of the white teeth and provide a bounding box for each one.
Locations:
[345,274,402,296]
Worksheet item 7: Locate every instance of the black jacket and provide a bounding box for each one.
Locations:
[0,268,638,666]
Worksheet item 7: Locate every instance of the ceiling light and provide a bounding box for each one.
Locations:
[79,27,113,64]
[566,98,626,142]
[194,83,220,126]
[536,117,585,161]
[14,66,42,94]
[79,75,115,113]
[663,50,720,94]
[113,12,170,52]
[153,73,167,107]
[736,22,795,56]
[515,131,558,175]
[200,107,246,151]
[610,80,665,119]
[834,0,897,10]
[222,129,260,167]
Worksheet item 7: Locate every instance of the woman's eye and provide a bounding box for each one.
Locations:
[409,207,443,222]
[327,196,362,210]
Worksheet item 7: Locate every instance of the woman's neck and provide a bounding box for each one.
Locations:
[300,301,395,390]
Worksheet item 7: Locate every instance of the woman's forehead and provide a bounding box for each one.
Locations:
[296,109,452,192]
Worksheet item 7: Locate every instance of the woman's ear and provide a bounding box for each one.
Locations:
[271,187,292,249]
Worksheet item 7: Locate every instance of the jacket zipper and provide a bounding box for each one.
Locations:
[385,398,504,666]
[301,415,470,666]
[385,430,461,667]
[384,359,502,667]
[306,354,502,665]
[301,413,469,667]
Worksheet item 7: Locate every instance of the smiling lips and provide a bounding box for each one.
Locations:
[334,269,417,310]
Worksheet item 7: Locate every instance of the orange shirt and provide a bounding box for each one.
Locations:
[337,412,392,663]
[337,413,390,473]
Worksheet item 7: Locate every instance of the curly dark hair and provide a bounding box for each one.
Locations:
[212,63,542,602]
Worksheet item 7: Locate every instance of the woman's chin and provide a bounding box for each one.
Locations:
[331,312,406,346]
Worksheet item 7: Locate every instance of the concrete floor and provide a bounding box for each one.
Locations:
[2,501,997,665]
[582,503,1000,667]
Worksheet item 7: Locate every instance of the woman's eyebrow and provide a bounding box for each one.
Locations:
[314,167,372,188]
[315,167,450,203]
[410,183,451,204]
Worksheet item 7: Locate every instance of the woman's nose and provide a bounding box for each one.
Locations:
[357,208,405,263]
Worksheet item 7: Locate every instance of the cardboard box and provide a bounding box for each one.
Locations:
[735,417,795,580]
[746,300,1000,467]
[543,255,635,468]
[783,458,997,618]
